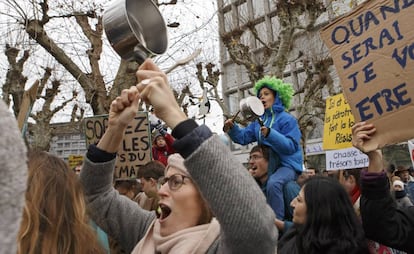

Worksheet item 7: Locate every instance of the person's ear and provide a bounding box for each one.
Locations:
[127,190,135,199]
[150,178,157,186]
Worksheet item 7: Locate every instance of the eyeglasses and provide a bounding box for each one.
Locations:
[157,174,190,191]
[248,155,263,162]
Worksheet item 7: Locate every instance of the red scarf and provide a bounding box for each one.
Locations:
[350,185,361,204]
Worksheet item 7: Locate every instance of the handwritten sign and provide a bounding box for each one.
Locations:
[323,93,355,150]
[84,112,151,179]
[68,155,84,169]
[320,0,414,150]
[326,147,369,171]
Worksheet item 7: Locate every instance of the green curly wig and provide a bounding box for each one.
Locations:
[253,76,294,109]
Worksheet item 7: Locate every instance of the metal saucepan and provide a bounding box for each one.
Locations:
[237,96,265,122]
[223,96,264,132]
[103,0,168,63]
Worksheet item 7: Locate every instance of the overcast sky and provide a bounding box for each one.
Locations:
[0,0,224,133]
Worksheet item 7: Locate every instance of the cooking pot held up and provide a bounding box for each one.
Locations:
[239,96,265,122]
[103,0,168,63]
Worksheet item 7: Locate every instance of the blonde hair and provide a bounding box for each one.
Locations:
[17,150,105,254]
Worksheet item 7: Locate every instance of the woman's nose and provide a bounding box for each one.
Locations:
[290,197,297,208]
[157,182,169,196]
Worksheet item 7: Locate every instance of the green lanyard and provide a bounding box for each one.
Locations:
[258,109,275,143]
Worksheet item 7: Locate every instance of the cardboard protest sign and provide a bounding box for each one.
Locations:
[325,147,369,171]
[68,155,84,169]
[323,93,355,150]
[84,112,151,179]
[320,0,414,150]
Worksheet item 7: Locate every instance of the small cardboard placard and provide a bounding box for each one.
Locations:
[323,93,355,150]
[320,0,414,150]
[325,147,369,171]
[68,155,84,169]
[84,112,151,179]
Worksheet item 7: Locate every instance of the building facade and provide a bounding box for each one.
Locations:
[215,0,412,170]
[48,122,87,165]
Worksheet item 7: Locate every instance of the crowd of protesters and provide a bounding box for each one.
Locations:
[1,59,414,254]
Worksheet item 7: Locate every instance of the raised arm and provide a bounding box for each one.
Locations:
[352,121,414,251]
[80,87,156,252]
[136,59,278,253]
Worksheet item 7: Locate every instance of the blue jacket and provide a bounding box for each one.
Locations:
[228,95,303,173]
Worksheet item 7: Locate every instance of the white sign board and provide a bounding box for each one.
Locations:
[325,147,369,171]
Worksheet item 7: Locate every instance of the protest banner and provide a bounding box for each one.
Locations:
[84,112,151,179]
[325,147,369,171]
[68,155,84,169]
[323,93,355,150]
[320,0,414,151]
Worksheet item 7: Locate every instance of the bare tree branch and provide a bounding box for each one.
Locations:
[165,48,202,74]
[3,44,29,115]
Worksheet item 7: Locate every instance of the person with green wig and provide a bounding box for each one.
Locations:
[224,76,303,219]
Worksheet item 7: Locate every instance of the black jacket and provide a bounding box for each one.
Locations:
[360,170,414,253]
[278,225,367,254]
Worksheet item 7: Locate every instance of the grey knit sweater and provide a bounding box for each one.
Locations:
[81,124,278,253]
[0,100,27,254]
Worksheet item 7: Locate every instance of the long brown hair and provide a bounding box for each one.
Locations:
[17,150,105,254]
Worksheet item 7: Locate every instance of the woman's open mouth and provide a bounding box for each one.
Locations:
[159,204,171,221]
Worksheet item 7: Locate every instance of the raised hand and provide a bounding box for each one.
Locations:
[260,126,269,137]
[98,86,140,153]
[351,121,376,153]
[223,119,234,132]
[136,59,187,129]
[352,122,384,172]
[108,86,140,129]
